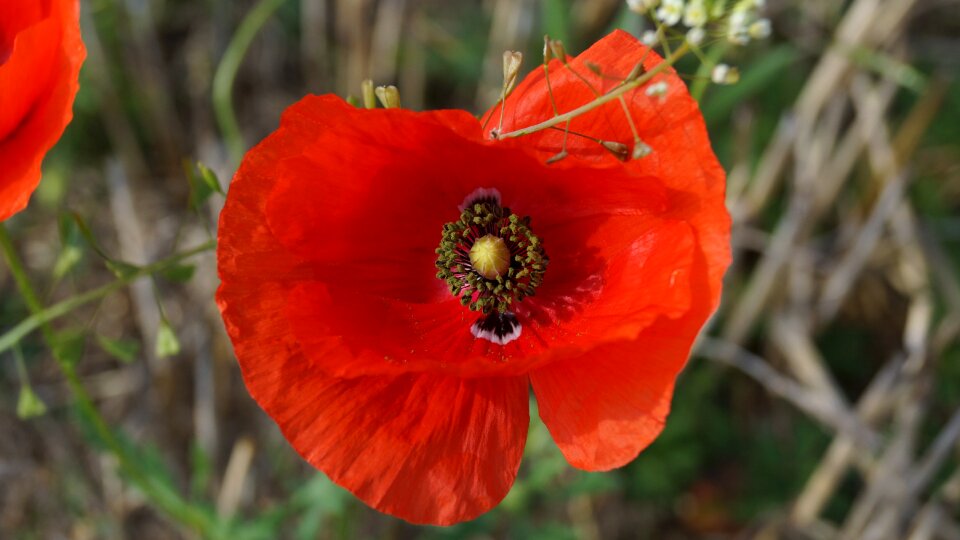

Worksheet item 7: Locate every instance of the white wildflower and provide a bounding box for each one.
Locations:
[711,63,740,84]
[726,9,751,44]
[641,30,659,46]
[683,0,708,28]
[645,80,669,97]
[749,18,772,39]
[728,9,749,28]
[632,139,653,159]
[656,0,684,26]
[686,26,705,45]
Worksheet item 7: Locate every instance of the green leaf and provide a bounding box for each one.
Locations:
[53,245,84,281]
[53,213,85,280]
[69,212,139,277]
[161,263,196,283]
[70,212,109,260]
[96,335,140,363]
[52,330,86,367]
[17,386,48,419]
[105,259,141,279]
[156,321,181,358]
[184,161,224,211]
[197,162,224,195]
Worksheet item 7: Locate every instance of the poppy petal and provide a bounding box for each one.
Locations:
[0,1,58,140]
[241,343,530,524]
[530,332,677,471]
[0,0,85,221]
[530,257,713,470]
[484,30,694,165]
[485,30,730,309]
[217,29,733,522]
[220,94,701,377]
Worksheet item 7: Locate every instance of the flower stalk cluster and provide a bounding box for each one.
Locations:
[629,0,769,86]
[629,0,769,42]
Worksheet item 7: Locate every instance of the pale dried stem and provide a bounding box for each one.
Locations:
[771,314,846,402]
[790,357,902,526]
[698,338,881,451]
[722,77,897,343]
[713,1,960,536]
[816,171,909,322]
[217,437,256,518]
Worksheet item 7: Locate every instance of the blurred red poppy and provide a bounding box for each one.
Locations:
[217,30,730,525]
[0,0,85,221]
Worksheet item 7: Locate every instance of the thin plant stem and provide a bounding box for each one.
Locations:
[0,233,215,357]
[543,63,560,115]
[690,41,729,101]
[618,95,642,144]
[213,0,287,165]
[0,223,221,537]
[496,43,691,140]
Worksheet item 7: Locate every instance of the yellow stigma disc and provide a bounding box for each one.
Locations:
[469,234,510,279]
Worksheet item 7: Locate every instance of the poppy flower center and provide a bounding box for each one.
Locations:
[435,189,548,345]
[469,235,510,279]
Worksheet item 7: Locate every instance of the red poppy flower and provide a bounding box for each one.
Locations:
[0,0,85,221]
[217,30,730,525]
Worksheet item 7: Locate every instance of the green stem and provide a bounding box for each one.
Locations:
[0,238,215,356]
[496,42,691,140]
[1,223,220,536]
[213,0,287,165]
[690,41,729,102]
[0,225,46,316]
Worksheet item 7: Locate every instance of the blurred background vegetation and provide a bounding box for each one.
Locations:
[2,0,960,538]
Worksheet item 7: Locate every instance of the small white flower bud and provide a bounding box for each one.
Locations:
[641,30,659,46]
[726,10,751,44]
[711,63,740,84]
[749,18,771,39]
[645,80,669,97]
[655,0,684,26]
[683,0,708,27]
[728,9,749,28]
[632,139,653,159]
[686,26,705,45]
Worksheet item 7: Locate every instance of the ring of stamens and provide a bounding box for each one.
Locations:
[436,194,548,315]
